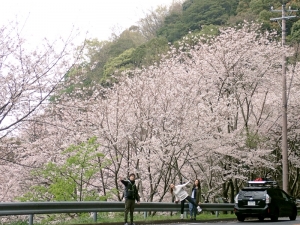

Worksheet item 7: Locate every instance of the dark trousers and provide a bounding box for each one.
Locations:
[181,196,197,214]
[124,198,135,223]
[189,198,197,218]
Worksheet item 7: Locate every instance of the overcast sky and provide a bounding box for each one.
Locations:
[0,0,177,46]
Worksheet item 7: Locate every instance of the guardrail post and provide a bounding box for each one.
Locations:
[144,211,147,219]
[93,212,97,222]
[29,214,34,225]
[216,211,219,217]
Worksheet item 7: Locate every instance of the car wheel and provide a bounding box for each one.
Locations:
[289,207,297,221]
[270,208,279,222]
[258,216,264,221]
[237,215,245,222]
[270,214,278,222]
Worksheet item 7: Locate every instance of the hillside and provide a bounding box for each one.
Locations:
[70,0,300,90]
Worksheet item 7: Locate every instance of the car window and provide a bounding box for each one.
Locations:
[240,190,266,198]
[280,190,289,200]
[268,189,280,198]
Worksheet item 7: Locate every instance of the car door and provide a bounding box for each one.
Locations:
[279,190,294,216]
[268,189,286,216]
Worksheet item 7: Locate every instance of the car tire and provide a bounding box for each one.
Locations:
[258,216,264,221]
[237,215,245,222]
[289,207,297,221]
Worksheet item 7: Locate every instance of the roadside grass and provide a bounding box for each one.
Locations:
[0,212,236,225]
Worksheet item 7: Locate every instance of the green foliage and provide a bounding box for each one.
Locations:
[249,0,281,14]
[245,130,261,149]
[156,9,184,42]
[290,20,300,42]
[131,36,169,67]
[172,24,220,50]
[61,29,147,90]
[158,21,189,43]
[197,24,220,36]
[17,137,110,202]
[158,0,239,42]
[236,0,252,13]
[182,0,238,27]
[103,36,169,79]
[1,221,29,225]
[252,1,300,36]
[249,0,268,14]
[108,38,136,58]
[103,48,136,78]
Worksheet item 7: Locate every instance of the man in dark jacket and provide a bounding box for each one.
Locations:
[120,173,140,225]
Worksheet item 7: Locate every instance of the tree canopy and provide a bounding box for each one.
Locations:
[6,24,299,213]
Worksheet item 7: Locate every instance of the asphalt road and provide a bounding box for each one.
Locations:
[153,218,299,225]
[78,217,299,225]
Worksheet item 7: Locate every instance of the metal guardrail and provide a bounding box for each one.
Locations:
[0,202,299,225]
[0,202,234,224]
[0,202,234,215]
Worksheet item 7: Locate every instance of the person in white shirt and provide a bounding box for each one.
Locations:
[170,181,202,219]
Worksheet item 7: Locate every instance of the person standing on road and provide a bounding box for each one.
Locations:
[188,179,201,220]
[120,173,140,225]
[170,180,202,219]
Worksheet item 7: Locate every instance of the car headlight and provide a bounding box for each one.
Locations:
[235,194,239,203]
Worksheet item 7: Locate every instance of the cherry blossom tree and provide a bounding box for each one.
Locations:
[0,22,82,201]
[0,23,80,140]
[183,23,286,200]
[5,22,300,209]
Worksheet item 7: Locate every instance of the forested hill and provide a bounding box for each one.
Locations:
[70,0,300,90]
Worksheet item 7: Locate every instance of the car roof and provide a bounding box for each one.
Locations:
[247,180,278,188]
[242,187,268,191]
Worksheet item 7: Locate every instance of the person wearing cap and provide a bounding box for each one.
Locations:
[120,173,140,225]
